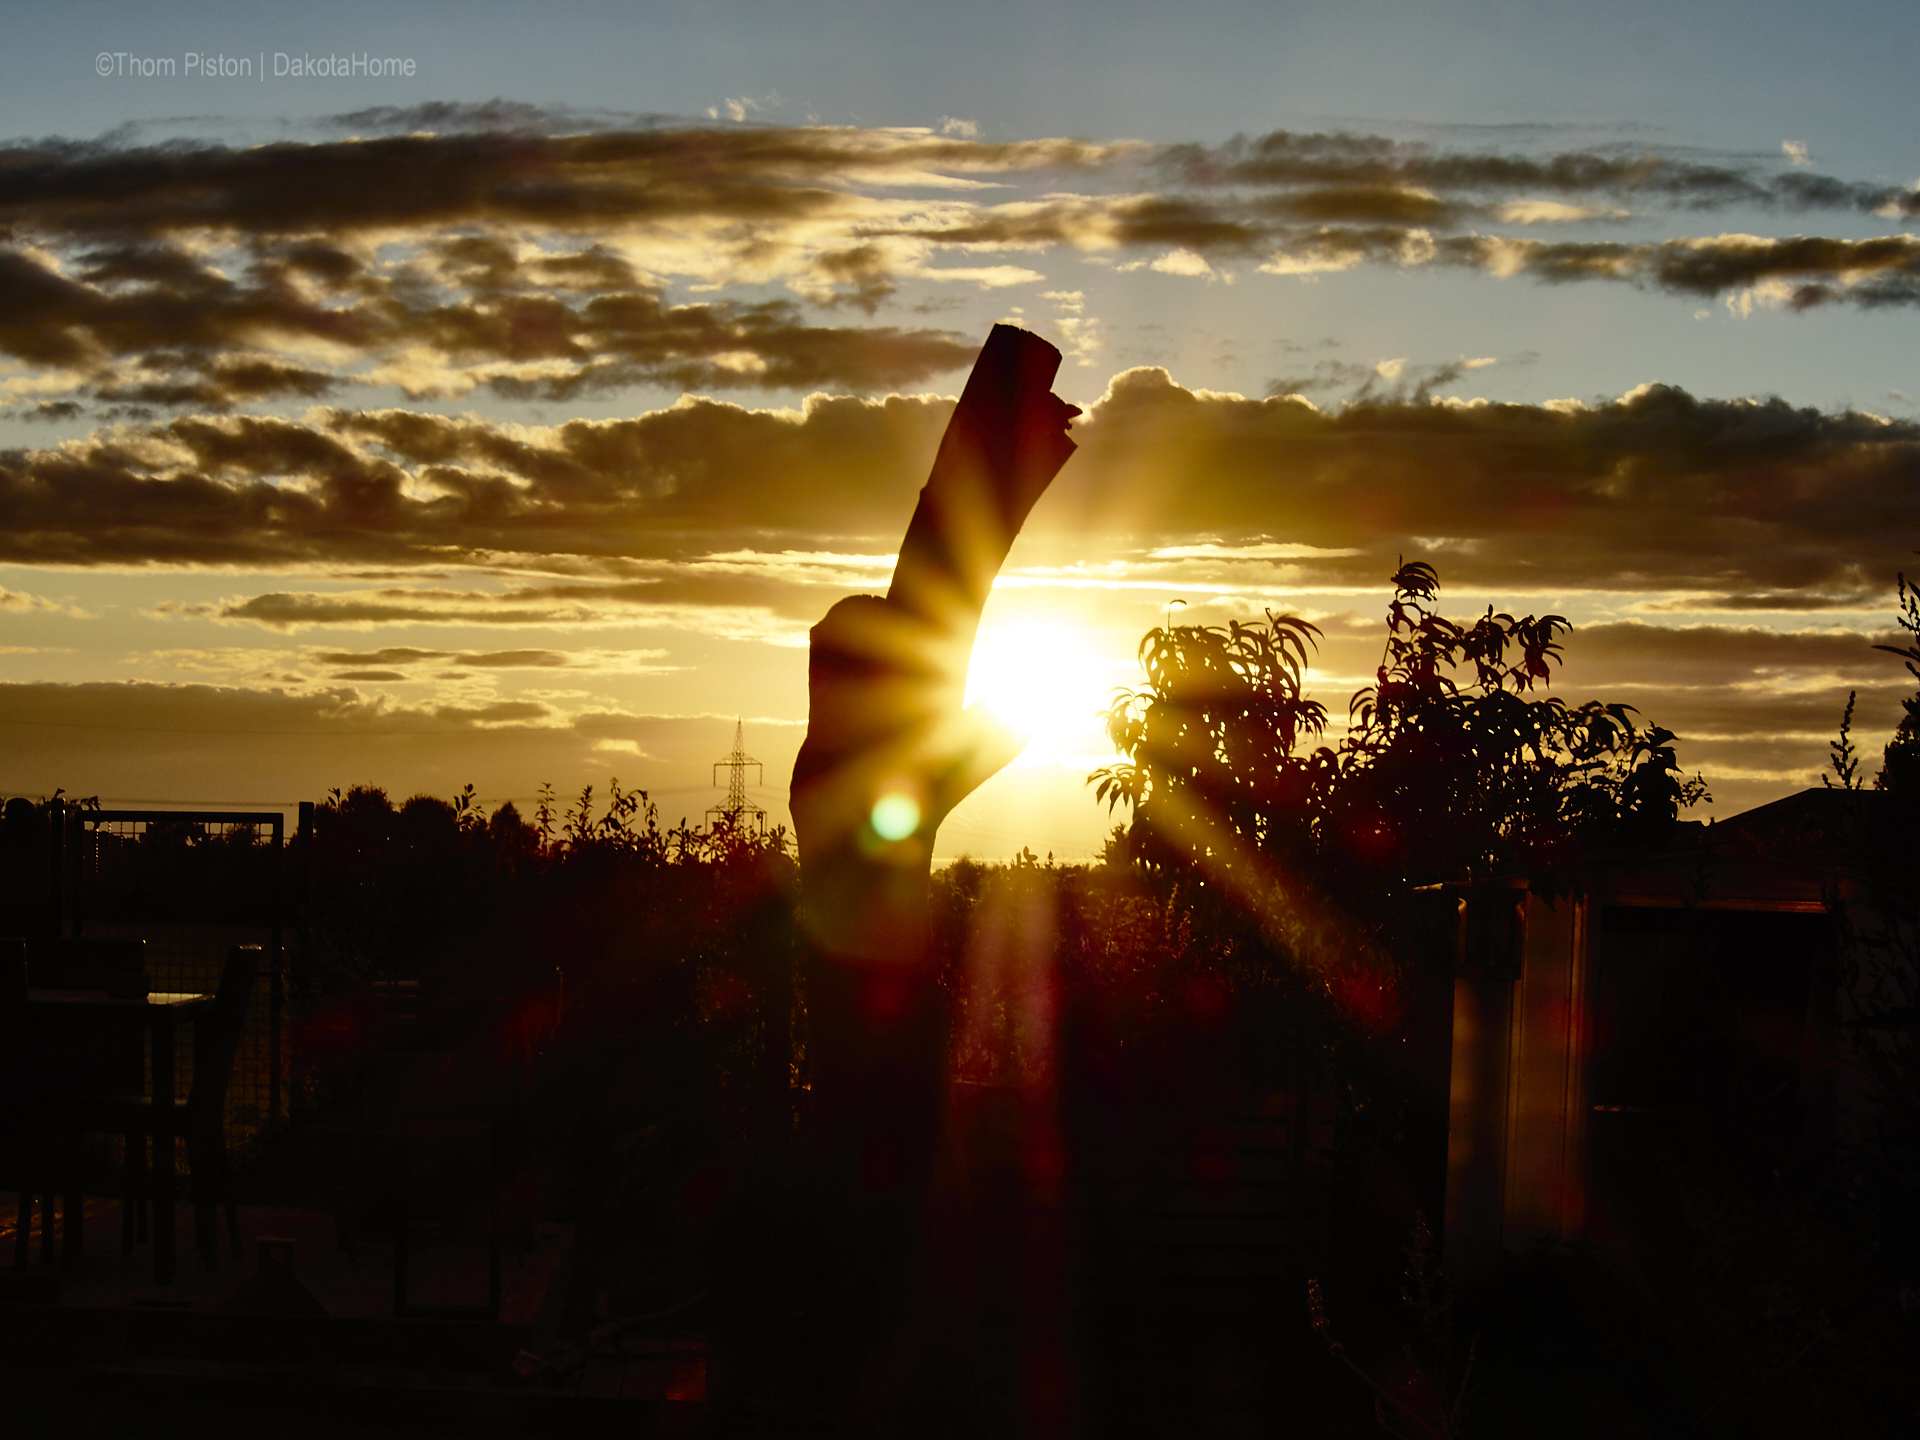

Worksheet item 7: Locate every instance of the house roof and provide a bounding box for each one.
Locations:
[1699,787,1882,868]
[1580,788,1883,909]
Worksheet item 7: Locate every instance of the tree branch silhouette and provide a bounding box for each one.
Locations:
[786,324,1079,1432]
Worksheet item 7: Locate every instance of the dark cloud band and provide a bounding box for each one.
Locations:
[6,373,1916,617]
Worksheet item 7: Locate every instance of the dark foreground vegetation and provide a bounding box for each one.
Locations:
[7,562,1919,1436]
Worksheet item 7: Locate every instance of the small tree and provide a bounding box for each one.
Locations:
[1871,567,1920,794]
[1833,563,1920,1301]
[1092,605,1330,873]
[1093,560,1709,908]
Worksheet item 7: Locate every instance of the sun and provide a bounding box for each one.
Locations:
[964,622,1116,764]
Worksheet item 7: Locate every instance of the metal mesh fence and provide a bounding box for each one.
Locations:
[77,921,281,1151]
[71,811,286,1156]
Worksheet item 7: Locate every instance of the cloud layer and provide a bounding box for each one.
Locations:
[7,372,1915,622]
[2,119,1918,416]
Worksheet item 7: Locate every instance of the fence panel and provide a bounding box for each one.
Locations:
[71,810,288,1153]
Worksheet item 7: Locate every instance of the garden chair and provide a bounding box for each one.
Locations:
[52,945,258,1267]
[27,938,149,1249]
[322,983,510,1317]
[2,940,45,1268]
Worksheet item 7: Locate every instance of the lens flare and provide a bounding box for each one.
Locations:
[870,791,921,840]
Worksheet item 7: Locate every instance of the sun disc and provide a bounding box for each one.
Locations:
[965,622,1109,756]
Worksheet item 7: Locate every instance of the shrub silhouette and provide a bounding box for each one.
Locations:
[1094,559,1708,909]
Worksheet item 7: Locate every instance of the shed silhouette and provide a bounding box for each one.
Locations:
[1443,788,1879,1275]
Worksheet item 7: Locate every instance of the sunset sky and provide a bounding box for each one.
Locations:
[2,0,1917,857]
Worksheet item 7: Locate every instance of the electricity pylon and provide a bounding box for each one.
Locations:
[708,718,768,834]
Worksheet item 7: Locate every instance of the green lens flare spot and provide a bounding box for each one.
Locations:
[870,792,921,841]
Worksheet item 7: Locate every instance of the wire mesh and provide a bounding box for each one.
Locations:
[72,812,286,1155]
[77,921,279,1151]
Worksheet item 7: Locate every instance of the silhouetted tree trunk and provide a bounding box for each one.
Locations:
[787,325,1079,1434]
